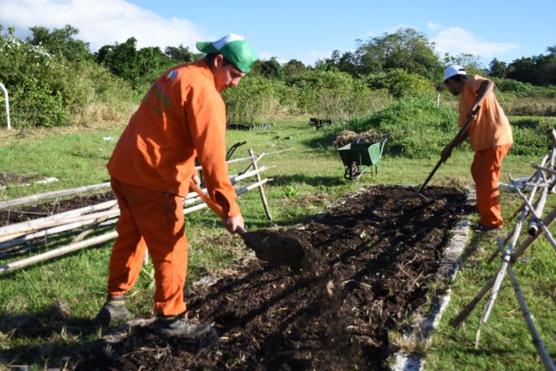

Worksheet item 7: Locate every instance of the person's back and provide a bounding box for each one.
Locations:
[458,74,513,151]
[108,60,227,198]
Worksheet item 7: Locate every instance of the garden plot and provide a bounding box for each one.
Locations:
[61,185,469,370]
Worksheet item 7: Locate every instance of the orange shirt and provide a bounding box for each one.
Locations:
[459,75,513,151]
[107,60,240,217]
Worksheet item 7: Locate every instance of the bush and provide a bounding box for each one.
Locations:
[0,27,135,128]
[223,75,284,126]
[510,116,556,155]
[288,69,390,120]
[341,97,457,158]
[366,69,436,99]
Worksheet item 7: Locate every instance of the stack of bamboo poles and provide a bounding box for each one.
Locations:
[450,130,556,371]
[0,150,274,275]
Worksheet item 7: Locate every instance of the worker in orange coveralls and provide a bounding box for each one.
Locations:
[94,34,257,339]
[441,65,513,232]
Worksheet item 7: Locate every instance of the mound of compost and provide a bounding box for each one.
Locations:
[78,186,469,369]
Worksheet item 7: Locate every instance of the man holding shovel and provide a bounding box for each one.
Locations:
[442,65,513,231]
[95,34,257,339]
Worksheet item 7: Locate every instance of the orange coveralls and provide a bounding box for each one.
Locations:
[106,60,240,316]
[459,75,513,228]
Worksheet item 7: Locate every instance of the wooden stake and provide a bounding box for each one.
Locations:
[248,149,273,221]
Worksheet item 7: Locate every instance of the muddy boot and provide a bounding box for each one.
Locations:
[154,313,216,340]
[94,296,133,327]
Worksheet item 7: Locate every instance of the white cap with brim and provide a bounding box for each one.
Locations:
[196,33,257,73]
[443,65,467,81]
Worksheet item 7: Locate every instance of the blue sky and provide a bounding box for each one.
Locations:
[1,0,554,67]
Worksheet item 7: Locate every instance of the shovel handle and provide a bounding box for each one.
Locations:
[189,181,225,218]
[419,107,480,192]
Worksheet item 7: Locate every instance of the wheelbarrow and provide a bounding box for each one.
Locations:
[337,136,388,180]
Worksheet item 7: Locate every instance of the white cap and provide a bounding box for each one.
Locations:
[443,65,466,81]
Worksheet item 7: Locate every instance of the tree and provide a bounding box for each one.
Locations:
[489,58,507,78]
[165,44,197,62]
[28,25,91,62]
[96,38,174,88]
[282,59,307,77]
[258,57,282,79]
[353,28,441,79]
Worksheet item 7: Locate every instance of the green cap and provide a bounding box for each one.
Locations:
[196,33,257,73]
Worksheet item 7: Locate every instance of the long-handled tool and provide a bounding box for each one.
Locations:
[189,181,307,268]
[417,107,479,195]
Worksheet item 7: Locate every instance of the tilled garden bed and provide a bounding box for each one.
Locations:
[70,185,470,370]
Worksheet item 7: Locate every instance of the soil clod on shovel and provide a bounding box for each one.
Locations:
[240,228,311,268]
[188,182,310,268]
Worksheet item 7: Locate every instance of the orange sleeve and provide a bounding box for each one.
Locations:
[183,83,241,218]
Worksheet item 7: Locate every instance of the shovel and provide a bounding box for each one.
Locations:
[188,182,308,268]
[417,107,480,197]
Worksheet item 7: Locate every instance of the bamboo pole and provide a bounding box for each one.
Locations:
[0,200,117,238]
[451,204,556,328]
[0,207,120,242]
[0,183,111,210]
[0,167,271,242]
[0,216,118,251]
[0,231,118,275]
[507,264,556,371]
[0,179,270,275]
[0,156,262,212]
[248,149,273,221]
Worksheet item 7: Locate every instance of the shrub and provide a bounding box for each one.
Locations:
[336,97,458,158]
[0,27,135,128]
[223,75,284,126]
[366,69,436,99]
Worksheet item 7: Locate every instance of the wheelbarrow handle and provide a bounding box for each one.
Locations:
[379,135,390,157]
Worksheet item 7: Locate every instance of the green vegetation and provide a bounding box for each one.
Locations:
[0,118,553,370]
[0,22,554,370]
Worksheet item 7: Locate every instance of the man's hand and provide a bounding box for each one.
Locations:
[466,105,481,122]
[223,215,245,234]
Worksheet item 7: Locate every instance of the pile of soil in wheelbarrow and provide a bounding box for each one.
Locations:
[73,185,469,370]
[0,192,115,225]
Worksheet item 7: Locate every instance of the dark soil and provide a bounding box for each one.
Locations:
[0,192,115,225]
[66,185,470,370]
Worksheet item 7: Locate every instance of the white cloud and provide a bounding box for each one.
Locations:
[0,0,207,50]
[428,23,518,57]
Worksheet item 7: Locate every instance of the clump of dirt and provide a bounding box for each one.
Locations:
[0,192,115,225]
[0,173,41,187]
[333,129,384,148]
[62,185,469,370]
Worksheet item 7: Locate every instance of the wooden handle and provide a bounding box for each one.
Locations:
[189,181,225,218]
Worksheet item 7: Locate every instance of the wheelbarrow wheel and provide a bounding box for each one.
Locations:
[349,161,361,180]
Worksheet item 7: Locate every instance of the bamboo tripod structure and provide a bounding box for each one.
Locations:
[450,130,556,371]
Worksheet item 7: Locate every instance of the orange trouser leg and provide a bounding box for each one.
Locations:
[470,144,511,228]
[107,179,188,316]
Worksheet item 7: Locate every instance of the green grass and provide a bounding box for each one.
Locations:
[0,118,554,369]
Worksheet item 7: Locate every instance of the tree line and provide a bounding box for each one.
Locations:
[13,25,556,88]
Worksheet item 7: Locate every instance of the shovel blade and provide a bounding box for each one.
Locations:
[241,230,307,267]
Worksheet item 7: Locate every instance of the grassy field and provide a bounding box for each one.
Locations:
[0,118,554,370]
